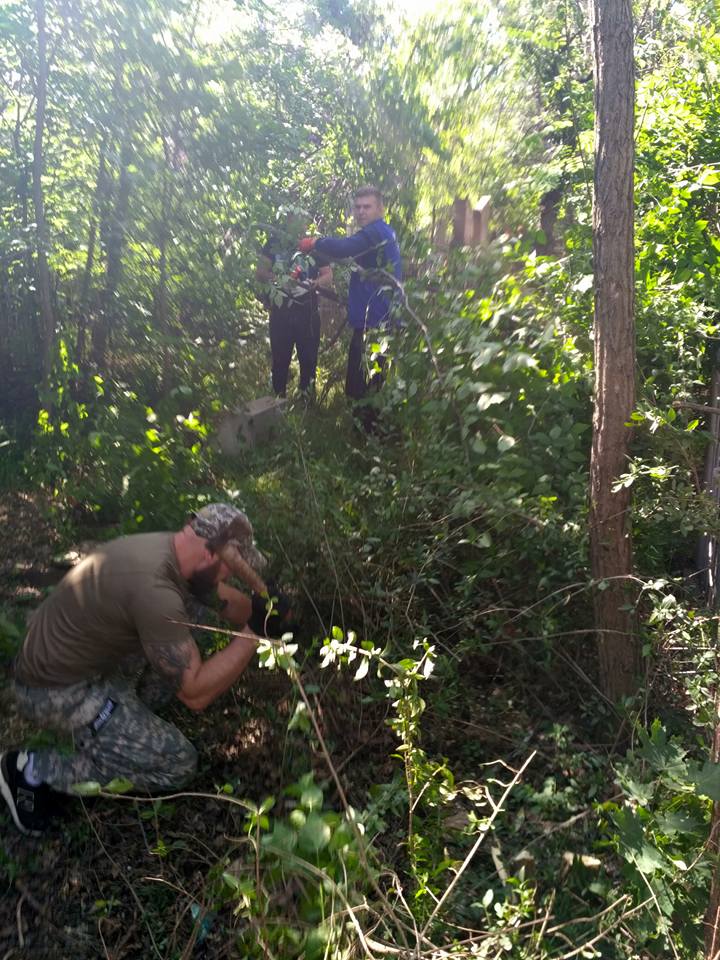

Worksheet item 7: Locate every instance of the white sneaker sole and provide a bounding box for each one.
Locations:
[0,755,43,837]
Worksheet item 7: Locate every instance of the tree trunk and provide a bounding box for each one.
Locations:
[32,0,55,379]
[156,130,181,395]
[588,0,638,701]
[76,139,109,368]
[1,87,36,388]
[77,55,125,370]
[91,139,133,369]
[156,166,171,379]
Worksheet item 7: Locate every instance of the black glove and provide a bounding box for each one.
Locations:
[248,581,293,638]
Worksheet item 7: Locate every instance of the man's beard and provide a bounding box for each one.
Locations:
[188,559,221,602]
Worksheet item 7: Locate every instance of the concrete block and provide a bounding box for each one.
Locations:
[448,196,492,249]
[473,196,491,246]
[216,396,287,454]
[452,198,473,247]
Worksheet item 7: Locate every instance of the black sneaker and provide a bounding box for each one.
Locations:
[0,750,54,836]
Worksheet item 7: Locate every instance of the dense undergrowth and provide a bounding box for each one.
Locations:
[3,1,720,956]
[2,231,720,959]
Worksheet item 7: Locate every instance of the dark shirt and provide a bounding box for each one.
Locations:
[313,219,402,330]
[262,239,319,307]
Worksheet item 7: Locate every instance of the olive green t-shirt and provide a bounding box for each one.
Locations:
[15,533,194,688]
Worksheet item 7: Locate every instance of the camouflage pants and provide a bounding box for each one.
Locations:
[12,662,197,794]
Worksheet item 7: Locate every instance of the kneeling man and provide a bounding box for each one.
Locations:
[1,503,288,835]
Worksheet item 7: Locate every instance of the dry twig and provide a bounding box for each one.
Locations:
[420,751,536,936]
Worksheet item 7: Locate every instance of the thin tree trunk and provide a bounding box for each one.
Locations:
[91,139,132,369]
[0,68,41,426]
[14,95,29,232]
[156,127,182,395]
[3,88,35,373]
[32,0,55,378]
[76,144,109,367]
[155,163,173,393]
[588,0,638,701]
[77,55,126,370]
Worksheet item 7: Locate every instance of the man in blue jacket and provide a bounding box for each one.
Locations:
[299,186,402,402]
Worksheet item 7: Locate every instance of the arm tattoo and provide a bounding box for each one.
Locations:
[148,641,192,693]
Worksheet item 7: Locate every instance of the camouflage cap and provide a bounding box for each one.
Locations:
[190,503,267,573]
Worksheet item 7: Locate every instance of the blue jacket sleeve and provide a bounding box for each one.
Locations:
[313,228,376,263]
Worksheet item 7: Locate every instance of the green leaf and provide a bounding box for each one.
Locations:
[104,777,134,794]
[636,720,688,779]
[301,785,324,812]
[634,841,666,875]
[297,813,332,854]
[691,761,720,801]
[222,871,241,892]
[71,781,102,796]
[265,821,297,853]
[289,808,306,830]
[611,806,666,876]
[288,701,311,733]
[656,809,702,836]
[699,170,720,186]
[259,795,275,814]
[617,773,654,805]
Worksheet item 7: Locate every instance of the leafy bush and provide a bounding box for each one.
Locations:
[601,719,716,957]
[32,341,221,529]
[216,775,370,960]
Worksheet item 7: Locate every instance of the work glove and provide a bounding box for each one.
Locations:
[248,581,293,638]
[298,236,317,254]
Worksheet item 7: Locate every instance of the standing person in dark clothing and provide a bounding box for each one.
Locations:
[298,186,402,403]
[257,210,333,398]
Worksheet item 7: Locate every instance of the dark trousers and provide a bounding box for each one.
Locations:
[269,298,320,397]
[345,328,388,433]
[345,328,386,400]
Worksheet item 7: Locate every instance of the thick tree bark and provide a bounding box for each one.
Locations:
[32,0,55,378]
[589,0,638,701]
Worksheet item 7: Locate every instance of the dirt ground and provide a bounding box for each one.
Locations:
[0,492,389,960]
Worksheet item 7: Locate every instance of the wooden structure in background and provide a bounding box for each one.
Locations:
[433,196,491,251]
